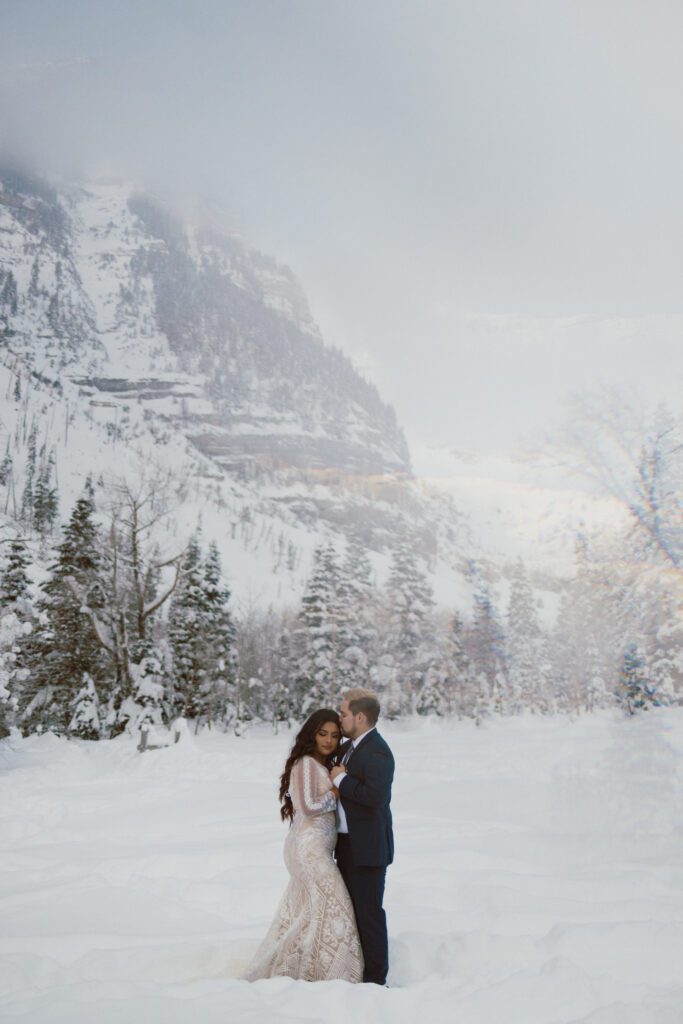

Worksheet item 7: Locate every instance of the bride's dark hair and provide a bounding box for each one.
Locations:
[279,708,341,822]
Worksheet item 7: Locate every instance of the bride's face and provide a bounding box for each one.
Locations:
[315,722,341,760]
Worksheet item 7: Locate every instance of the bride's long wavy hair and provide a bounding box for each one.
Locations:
[279,709,342,822]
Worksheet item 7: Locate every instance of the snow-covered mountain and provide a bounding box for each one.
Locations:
[412,446,631,626]
[0,171,408,475]
[0,169,471,607]
[0,168,627,618]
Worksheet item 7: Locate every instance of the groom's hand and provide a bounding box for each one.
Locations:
[330,765,346,782]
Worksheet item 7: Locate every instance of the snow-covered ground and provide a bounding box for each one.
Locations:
[2,712,683,1023]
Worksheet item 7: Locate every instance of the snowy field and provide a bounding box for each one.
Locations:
[2,711,683,1024]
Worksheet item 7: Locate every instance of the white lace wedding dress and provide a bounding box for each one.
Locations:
[243,754,363,983]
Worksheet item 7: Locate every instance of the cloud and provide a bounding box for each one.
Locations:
[2,1,682,455]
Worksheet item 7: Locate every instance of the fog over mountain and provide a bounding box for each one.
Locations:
[2,1,682,462]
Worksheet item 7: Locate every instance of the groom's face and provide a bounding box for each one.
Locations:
[339,700,362,739]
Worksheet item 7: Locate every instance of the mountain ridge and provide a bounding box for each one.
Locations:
[0,170,456,612]
[0,168,624,622]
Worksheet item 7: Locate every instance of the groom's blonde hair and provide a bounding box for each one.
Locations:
[342,688,380,726]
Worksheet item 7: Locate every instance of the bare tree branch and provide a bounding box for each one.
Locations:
[549,387,682,569]
[64,575,117,658]
[143,558,182,620]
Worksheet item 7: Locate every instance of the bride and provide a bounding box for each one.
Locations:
[243,709,363,983]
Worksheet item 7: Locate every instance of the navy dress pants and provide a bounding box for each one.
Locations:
[335,834,388,985]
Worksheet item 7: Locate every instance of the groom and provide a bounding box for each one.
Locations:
[331,688,395,986]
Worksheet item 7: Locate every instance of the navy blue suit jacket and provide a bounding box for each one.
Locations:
[338,729,394,867]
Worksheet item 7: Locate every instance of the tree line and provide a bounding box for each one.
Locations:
[1,480,679,741]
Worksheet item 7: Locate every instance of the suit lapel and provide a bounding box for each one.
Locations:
[347,728,376,760]
[339,740,354,765]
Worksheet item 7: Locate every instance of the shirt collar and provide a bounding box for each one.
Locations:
[352,726,376,748]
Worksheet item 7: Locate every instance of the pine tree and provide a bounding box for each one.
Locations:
[647,621,682,706]
[617,642,658,715]
[442,611,480,719]
[0,268,18,315]
[201,542,238,727]
[0,443,12,488]
[0,538,31,607]
[415,642,450,716]
[20,422,38,527]
[118,651,166,732]
[0,540,35,738]
[271,626,295,727]
[168,534,206,719]
[506,559,544,712]
[336,533,377,689]
[638,572,683,705]
[33,452,59,536]
[241,615,298,730]
[294,544,341,714]
[68,673,101,739]
[380,540,436,716]
[166,532,237,731]
[17,485,108,735]
[549,539,617,713]
[469,568,508,715]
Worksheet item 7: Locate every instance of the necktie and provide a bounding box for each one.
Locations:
[341,743,354,766]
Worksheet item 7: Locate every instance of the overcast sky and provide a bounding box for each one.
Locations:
[2,0,682,461]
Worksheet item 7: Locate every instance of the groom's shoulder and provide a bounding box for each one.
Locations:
[370,729,394,760]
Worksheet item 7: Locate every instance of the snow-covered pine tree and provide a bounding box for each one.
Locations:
[16,482,108,735]
[20,421,37,527]
[294,543,341,714]
[506,559,544,713]
[241,611,298,729]
[201,541,238,727]
[33,451,59,537]
[0,537,34,737]
[168,533,207,720]
[68,673,101,740]
[118,650,166,732]
[271,624,296,728]
[0,442,12,489]
[0,267,18,315]
[336,532,377,689]
[443,611,480,719]
[617,642,658,715]
[637,567,683,706]
[468,567,508,715]
[380,540,437,716]
[415,636,450,716]
[647,617,683,707]
[0,537,31,607]
[549,539,616,713]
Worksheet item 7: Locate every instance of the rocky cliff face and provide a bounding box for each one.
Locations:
[0,170,409,481]
[0,169,596,619]
[0,169,465,610]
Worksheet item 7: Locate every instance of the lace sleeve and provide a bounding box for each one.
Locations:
[291,756,337,816]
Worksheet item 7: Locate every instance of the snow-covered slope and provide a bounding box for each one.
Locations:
[414,447,629,572]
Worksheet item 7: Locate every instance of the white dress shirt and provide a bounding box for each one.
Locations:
[336,727,375,834]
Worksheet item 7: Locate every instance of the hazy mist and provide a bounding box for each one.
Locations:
[2,0,682,461]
